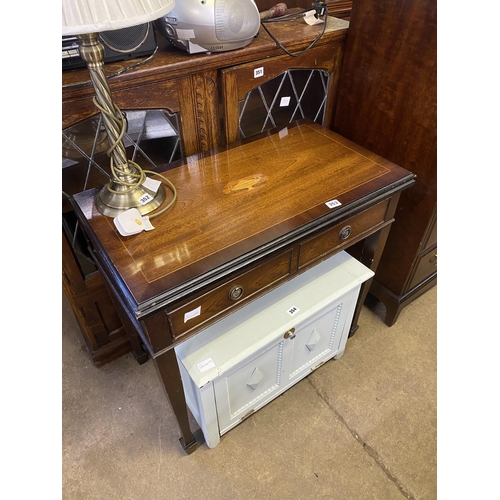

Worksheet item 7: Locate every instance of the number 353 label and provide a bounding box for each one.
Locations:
[325,199,342,209]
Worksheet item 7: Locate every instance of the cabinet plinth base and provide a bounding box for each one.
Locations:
[368,273,437,326]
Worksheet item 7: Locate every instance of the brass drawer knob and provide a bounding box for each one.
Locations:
[284,328,296,339]
[339,225,352,240]
[228,285,244,301]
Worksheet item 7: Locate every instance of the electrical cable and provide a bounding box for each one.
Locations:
[92,95,177,219]
[260,5,329,58]
[142,169,178,219]
[261,9,310,22]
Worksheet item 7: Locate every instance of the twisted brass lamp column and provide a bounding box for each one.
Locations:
[76,33,166,217]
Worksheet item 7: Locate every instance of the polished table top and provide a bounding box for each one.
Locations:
[72,122,413,318]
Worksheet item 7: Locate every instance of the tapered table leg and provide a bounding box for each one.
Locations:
[153,349,199,454]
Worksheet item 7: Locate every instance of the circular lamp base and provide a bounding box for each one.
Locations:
[95,182,167,218]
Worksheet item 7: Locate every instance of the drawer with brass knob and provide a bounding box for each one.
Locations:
[298,199,390,269]
[166,248,294,340]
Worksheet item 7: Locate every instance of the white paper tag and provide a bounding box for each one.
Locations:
[177,29,195,40]
[138,192,154,206]
[113,208,155,237]
[304,10,325,25]
[142,177,161,194]
[325,199,342,209]
[280,96,291,107]
[184,306,201,323]
[142,216,155,231]
[198,358,216,373]
[287,306,300,316]
[254,67,264,78]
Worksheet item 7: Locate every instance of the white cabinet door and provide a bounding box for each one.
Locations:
[285,300,349,384]
[213,337,286,435]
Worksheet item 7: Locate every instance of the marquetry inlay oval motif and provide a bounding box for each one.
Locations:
[223,174,268,194]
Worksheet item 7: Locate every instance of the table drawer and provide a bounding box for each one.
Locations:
[166,249,294,340]
[421,211,437,252]
[408,246,437,290]
[298,199,390,269]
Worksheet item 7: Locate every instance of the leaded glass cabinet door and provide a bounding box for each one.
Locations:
[62,108,183,365]
[62,108,183,278]
[221,43,343,145]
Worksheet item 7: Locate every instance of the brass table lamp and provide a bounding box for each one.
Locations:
[62,0,176,218]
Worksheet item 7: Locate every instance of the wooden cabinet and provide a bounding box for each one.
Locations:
[62,16,349,365]
[62,229,145,366]
[333,0,437,325]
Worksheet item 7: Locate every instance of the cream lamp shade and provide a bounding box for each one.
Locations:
[62,0,176,35]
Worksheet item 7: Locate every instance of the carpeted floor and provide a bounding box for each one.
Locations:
[62,286,437,499]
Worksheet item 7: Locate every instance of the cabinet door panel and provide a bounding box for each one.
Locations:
[285,302,347,383]
[213,339,285,435]
[222,43,342,144]
[62,79,180,130]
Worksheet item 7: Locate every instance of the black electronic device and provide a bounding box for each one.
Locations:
[62,22,157,71]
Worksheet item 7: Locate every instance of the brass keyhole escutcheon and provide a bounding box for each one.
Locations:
[339,225,351,240]
[284,328,296,340]
[228,285,244,301]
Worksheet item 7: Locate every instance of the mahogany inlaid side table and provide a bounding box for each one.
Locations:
[71,121,415,454]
